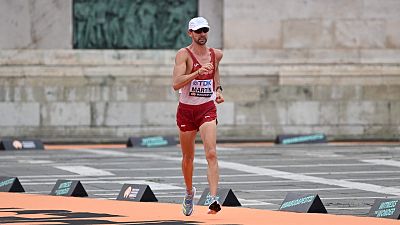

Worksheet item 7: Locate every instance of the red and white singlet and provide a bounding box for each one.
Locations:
[179,47,216,105]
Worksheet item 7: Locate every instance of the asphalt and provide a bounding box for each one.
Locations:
[1,142,400,224]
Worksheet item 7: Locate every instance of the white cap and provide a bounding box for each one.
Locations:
[188,17,210,31]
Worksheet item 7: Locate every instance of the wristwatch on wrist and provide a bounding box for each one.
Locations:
[216,85,223,92]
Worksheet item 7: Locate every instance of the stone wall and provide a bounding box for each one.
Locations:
[1,49,399,142]
[0,0,72,49]
[224,0,400,50]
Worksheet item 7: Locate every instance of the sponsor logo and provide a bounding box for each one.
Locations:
[12,140,22,150]
[141,136,168,147]
[280,195,315,209]
[55,181,72,196]
[282,134,325,144]
[0,178,15,187]
[374,200,398,217]
[22,141,36,148]
[124,186,132,198]
[123,186,140,199]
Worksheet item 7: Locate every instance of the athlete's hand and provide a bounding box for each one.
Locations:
[198,63,214,75]
[215,92,224,104]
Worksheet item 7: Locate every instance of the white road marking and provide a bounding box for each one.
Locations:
[361,159,400,167]
[117,180,183,190]
[237,198,275,206]
[259,196,393,201]
[243,156,394,162]
[169,180,304,185]
[54,166,115,176]
[21,179,183,190]
[261,163,371,168]
[216,146,242,151]
[302,170,400,175]
[105,167,207,171]
[241,187,350,192]
[74,149,400,196]
[346,177,400,181]
[17,174,262,180]
[18,160,53,164]
[216,160,400,196]
[326,207,370,210]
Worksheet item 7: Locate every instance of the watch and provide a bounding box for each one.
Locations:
[216,85,223,92]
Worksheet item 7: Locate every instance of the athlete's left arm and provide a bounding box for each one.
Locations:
[214,49,224,104]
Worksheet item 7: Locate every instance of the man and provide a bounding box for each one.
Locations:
[172,16,224,216]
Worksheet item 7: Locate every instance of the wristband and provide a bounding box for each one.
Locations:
[216,85,223,92]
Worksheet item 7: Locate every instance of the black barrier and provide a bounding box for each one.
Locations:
[0,177,25,192]
[197,188,241,206]
[126,135,178,148]
[49,180,88,197]
[0,139,44,150]
[279,193,327,213]
[116,184,158,202]
[275,134,327,145]
[368,198,400,219]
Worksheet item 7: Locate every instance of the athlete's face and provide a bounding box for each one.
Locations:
[189,27,209,45]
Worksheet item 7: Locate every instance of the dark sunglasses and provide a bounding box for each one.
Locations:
[193,27,209,34]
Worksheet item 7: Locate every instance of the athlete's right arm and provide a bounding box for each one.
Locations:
[172,49,199,91]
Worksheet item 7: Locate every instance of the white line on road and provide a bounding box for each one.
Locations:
[241,187,351,192]
[261,163,371,168]
[326,207,370,210]
[54,166,115,176]
[216,160,400,196]
[259,196,394,201]
[361,159,400,167]
[18,160,54,164]
[302,170,400,175]
[74,149,400,196]
[237,198,275,206]
[346,177,400,181]
[21,179,183,190]
[105,167,207,171]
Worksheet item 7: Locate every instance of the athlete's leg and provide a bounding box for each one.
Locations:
[179,129,197,193]
[199,120,219,197]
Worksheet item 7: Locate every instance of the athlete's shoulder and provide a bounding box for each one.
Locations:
[175,48,190,62]
[176,47,190,56]
[212,48,223,61]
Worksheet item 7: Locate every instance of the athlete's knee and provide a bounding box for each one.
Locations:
[182,153,194,163]
[205,148,217,162]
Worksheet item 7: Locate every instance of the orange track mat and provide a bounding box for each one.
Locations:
[0,193,398,225]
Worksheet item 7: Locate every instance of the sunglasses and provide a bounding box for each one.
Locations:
[193,27,209,34]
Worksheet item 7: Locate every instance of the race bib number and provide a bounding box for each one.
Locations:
[189,79,213,97]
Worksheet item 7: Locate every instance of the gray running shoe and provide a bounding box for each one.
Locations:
[182,186,196,216]
[208,198,221,214]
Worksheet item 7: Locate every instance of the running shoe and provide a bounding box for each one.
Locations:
[182,186,196,216]
[207,198,221,214]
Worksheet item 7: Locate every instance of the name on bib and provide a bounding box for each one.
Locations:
[189,79,213,97]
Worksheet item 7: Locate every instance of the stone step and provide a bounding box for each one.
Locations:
[0,65,173,77]
[1,49,400,66]
[0,50,176,66]
[1,64,399,78]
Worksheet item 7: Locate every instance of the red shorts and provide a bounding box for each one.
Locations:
[176,101,217,132]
